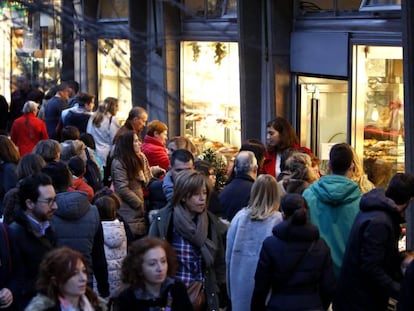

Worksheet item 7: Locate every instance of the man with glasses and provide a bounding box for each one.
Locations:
[8,173,57,310]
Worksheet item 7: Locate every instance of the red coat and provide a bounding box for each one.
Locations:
[262,144,312,177]
[10,112,48,156]
[141,135,170,170]
[69,177,94,202]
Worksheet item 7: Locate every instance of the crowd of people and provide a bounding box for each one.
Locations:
[0,75,414,311]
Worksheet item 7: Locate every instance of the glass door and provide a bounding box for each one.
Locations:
[298,76,348,175]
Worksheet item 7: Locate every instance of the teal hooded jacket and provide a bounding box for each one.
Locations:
[303,174,361,278]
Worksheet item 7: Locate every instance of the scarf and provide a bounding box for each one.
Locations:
[59,295,95,311]
[173,205,217,267]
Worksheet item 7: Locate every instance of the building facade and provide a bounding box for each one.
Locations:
[2,1,414,246]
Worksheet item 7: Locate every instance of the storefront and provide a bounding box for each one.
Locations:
[291,1,404,188]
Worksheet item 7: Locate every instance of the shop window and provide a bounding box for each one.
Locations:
[97,39,131,122]
[97,0,128,20]
[183,0,237,19]
[296,0,362,14]
[8,1,62,92]
[180,41,241,153]
[359,0,401,11]
[353,45,404,188]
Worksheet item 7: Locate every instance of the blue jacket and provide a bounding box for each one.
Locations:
[303,174,361,277]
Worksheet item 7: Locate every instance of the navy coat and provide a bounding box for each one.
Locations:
[252,221,335,311]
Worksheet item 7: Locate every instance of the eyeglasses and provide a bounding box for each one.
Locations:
[37,197,57,207]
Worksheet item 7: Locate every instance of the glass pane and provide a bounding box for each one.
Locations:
[208,0,224,18]
[298,76,348,175]
[9,2,62,92]
[183,0,206,18]
[97,39,131,123]
[183,0,237,19]
[98,0,128,19]
[353,45,404,188]
[181,41,241,152]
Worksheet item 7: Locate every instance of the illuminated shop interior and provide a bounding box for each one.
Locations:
[180,41,241,150]
[353,45,404,188]
[97,39,131,123]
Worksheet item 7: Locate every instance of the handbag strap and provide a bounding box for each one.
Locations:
[285,240,316,284]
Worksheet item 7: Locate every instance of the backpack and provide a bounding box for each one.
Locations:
[84,148,103,192]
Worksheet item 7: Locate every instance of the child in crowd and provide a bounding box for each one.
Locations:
[68,155,94,202]
[92,188,131,298]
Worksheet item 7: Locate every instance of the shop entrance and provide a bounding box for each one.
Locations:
[297,76,348,174]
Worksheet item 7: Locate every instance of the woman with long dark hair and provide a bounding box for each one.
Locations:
[112,130,149,239]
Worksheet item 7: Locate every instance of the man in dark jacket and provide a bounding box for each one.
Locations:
[8,173,57,310]
[219,150,258,221]
[42,161,109,298]
[333,173,414,311]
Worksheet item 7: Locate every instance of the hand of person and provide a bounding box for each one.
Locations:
[150,165,166,178]
[0,288,13,308]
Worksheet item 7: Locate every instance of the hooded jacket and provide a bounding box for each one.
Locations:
[302,174,361,277]
[51,191,109,298]
[251,221,335,311]
[333,188,404,311]
[100,219,127,296]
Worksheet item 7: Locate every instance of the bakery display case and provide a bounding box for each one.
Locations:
[353,45,404,188]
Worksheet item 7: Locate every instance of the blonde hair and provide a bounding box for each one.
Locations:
[248,174,280,220]
[285,152,318,183]
[348,146,375,193]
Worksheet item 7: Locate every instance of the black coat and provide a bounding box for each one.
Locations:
[114,281,193,311]
[8,209,56,311]
[219,174,254,221]
[398,259,414,311]
[252,221,335,311]
[0,223,16,311]
[333,188,404,311]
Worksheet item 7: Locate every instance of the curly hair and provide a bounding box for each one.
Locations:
[36,247,99,305]
[121,237,177,289]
